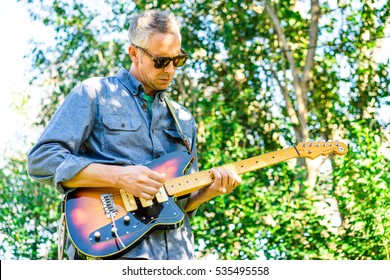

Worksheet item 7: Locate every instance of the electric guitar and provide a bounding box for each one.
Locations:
[64,140,348,259]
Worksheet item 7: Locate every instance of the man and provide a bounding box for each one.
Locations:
[27,9,241,260]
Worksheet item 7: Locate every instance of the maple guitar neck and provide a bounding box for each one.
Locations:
[165,147,299,197]
[165,139,349,198]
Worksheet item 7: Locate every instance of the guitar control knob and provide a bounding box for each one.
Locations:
[94,231,101,241]
[124,215,130,225]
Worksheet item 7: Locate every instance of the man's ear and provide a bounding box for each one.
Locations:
[128,45,138,63]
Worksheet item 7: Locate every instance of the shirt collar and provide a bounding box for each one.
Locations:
[117,67,145,96]
[117,67,166,101]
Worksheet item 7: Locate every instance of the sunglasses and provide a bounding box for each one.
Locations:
[133,44,189,69]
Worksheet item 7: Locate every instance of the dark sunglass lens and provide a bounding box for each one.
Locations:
[155,57,171,69]
[153,53,188,69]
[173,56,187,67]
[154,61,164,69]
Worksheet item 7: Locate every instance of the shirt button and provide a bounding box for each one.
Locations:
[155,154,161,158]
[121,123,126,128]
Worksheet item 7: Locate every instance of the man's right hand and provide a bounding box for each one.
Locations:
[62,163,166,200]
[115,165,166,200]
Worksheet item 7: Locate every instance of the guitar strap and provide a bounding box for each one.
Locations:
[57,198,67,260]
[164,96,193,156]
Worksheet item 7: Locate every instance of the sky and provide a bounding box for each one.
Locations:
[0,0,389,162]
[0,0,53,160]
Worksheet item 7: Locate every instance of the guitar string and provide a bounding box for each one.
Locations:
[119,142,327,197]
[108,142,332,209]
[109,143,331,214]
[112,146,304,201]
[107,142,325,199]
[166,148,299,193]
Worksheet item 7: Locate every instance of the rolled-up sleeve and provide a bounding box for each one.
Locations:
[27,83,96,193]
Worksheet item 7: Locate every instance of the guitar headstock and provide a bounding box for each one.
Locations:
[296,140,348,160]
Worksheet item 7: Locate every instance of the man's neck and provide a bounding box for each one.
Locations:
[129,67,157,96]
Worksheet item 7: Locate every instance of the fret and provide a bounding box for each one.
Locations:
[165,170,213,196]
[269,151,279,164]
[284,148,291,159]
[257,156,266,168]
[265,153,273,165]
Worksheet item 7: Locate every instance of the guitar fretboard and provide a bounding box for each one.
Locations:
[164,147,299,197]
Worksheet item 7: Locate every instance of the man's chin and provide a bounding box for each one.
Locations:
[156,82,171,90]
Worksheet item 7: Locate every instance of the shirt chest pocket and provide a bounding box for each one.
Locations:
[101,114,144,156]
[102,114,141,131]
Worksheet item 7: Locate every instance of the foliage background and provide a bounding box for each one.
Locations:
[0,0,389,260]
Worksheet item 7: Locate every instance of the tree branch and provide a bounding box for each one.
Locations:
[302,0,321,89]
[264,2,308,139]
[264,3,298,80]
[269,65,299,124]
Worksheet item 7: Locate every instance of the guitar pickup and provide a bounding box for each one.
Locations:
[139,198,153,207]
[120,188,169,209]
[155,188,169,203]
[140,188,169,207]
[120,189,138,211]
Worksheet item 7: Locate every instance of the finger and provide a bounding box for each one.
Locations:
[213,168,230,194]
[234,174,242,187]
[220,167,236,185]
[143,184,163,195]
[139,191,154,200]
[220,168,230,189]
[211,168,222,187]
[148,170,166,183]
[144,177,165,190]
[137,168,165,188]
[221,168,242,192]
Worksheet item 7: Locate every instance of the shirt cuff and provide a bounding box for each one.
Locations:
[54,155,94,193]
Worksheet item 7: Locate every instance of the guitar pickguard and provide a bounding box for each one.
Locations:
[88,196,184,246]
[65,151,193,259]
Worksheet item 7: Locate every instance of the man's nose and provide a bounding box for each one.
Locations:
[163,61,175,74]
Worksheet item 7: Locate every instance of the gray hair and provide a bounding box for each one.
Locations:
[128,9,182,48]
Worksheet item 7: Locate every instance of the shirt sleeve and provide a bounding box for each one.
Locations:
[27,83,96,193]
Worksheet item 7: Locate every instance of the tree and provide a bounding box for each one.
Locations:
[0,158,60,259]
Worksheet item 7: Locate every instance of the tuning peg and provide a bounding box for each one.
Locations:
[338,146,346,152]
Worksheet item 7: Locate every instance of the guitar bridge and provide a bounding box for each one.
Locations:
[100,193,118,218]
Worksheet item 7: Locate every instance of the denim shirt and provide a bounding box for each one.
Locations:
[27,68,199,260]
